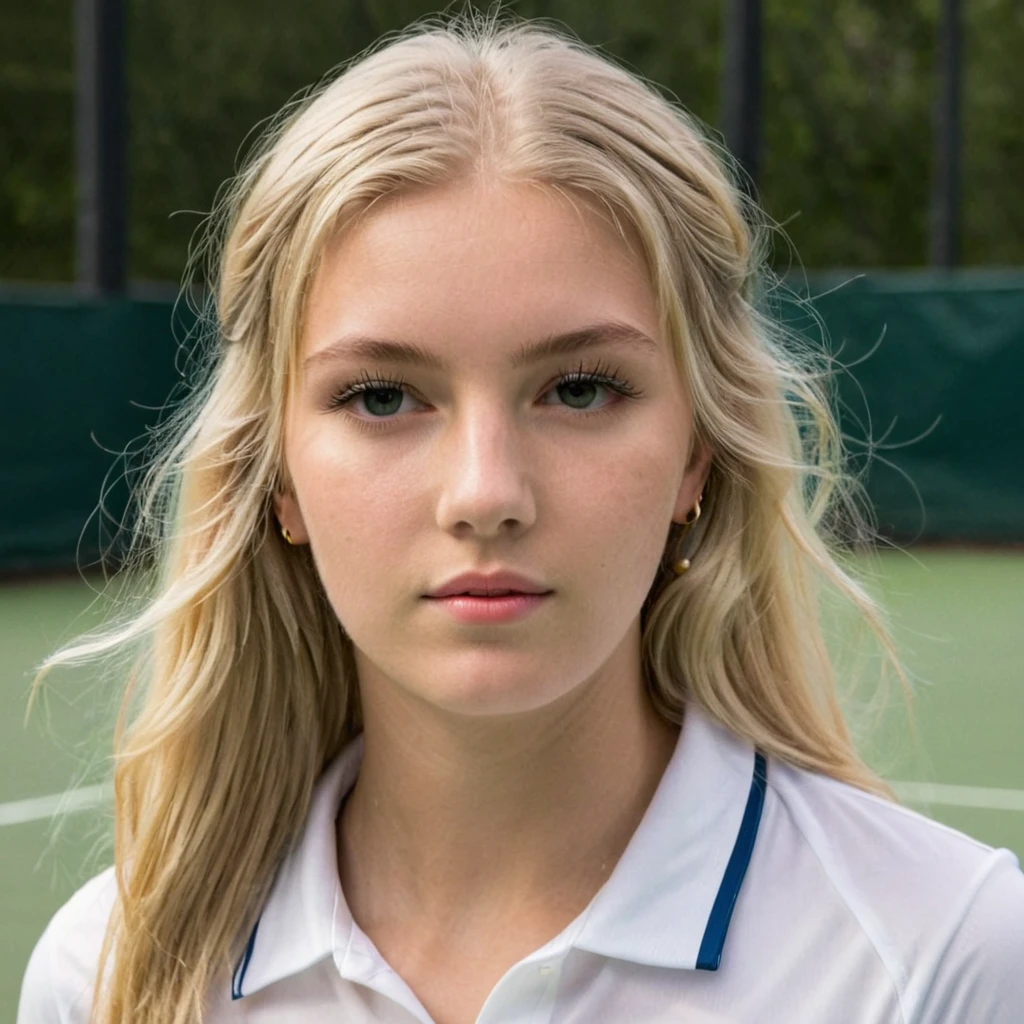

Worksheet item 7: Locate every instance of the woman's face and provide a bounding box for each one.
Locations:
[278,179,710,719]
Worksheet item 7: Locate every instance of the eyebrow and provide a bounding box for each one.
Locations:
[303,320,660,372]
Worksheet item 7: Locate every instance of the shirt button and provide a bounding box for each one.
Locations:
[538,964,554,976]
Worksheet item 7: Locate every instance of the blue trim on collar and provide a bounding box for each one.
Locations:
[231,915,261,1000]
[695,750,768,971]
[228,746,768,994]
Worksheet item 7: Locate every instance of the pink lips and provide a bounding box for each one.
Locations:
[424,567,553,623]
[426,568,552,599]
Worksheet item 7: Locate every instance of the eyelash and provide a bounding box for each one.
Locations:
[326,360,646,432]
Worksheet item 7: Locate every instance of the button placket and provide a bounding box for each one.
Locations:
[473,954,565,1024]
[529,958,564,1023]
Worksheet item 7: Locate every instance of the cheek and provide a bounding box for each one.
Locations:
[595,432,674,515]
[288,431,416,595]
[563,440,677,586]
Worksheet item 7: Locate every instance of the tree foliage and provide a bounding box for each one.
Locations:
[1,0,1021,283]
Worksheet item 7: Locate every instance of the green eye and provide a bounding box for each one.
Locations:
[328,361,645,428]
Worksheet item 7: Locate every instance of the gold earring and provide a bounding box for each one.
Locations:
[683,493,702,527]
[672,493,704,576]
[280,524,295,545]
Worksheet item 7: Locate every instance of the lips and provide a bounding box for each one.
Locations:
[426,569,552,599]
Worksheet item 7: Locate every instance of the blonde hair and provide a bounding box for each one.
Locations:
[32,8,910,1023]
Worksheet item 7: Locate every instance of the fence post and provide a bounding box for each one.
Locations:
[930,0,962,268]
[721,0,763,196]
[75,0,127,294]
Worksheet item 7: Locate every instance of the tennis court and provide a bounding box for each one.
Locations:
[2,546,1022,1016]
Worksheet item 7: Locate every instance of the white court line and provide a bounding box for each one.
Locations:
[889,781,1024,813]
[1,779,1023,828]
[0,783,111,826]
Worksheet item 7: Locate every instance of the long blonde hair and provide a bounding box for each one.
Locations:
[32,8,909,1022]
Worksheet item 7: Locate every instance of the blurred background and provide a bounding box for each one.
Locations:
[2,0,1022,1015]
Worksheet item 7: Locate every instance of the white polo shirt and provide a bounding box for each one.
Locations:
[19,703,1024,1022]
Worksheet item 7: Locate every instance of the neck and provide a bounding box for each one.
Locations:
[335,624,681,939]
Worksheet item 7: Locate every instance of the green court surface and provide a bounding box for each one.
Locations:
[2,548,1023,1016]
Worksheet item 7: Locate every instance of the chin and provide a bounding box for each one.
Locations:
[414,676,575,720]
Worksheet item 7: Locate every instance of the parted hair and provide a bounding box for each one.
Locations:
[34,7,908,1022]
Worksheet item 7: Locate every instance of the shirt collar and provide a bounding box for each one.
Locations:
[572,704,766,970]
[231,704,766,1000]
[230,734,363,1000]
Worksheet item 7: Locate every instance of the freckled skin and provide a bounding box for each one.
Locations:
[279,179,708,721]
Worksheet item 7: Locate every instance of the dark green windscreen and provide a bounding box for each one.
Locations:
[2,271,1021,572]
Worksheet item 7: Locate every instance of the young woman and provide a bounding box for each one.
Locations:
[18,9,1024,1024]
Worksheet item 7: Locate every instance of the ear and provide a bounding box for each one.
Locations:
[274,488,310,545]
[673,434,713,524]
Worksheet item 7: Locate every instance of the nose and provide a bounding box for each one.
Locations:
[433,403,537,539]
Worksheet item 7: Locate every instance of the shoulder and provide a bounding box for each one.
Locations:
[764,756,1005,883]
[762,758,1024,1022]
[17,866,118,1024]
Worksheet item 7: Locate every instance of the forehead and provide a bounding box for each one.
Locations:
[301,181,662,363]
